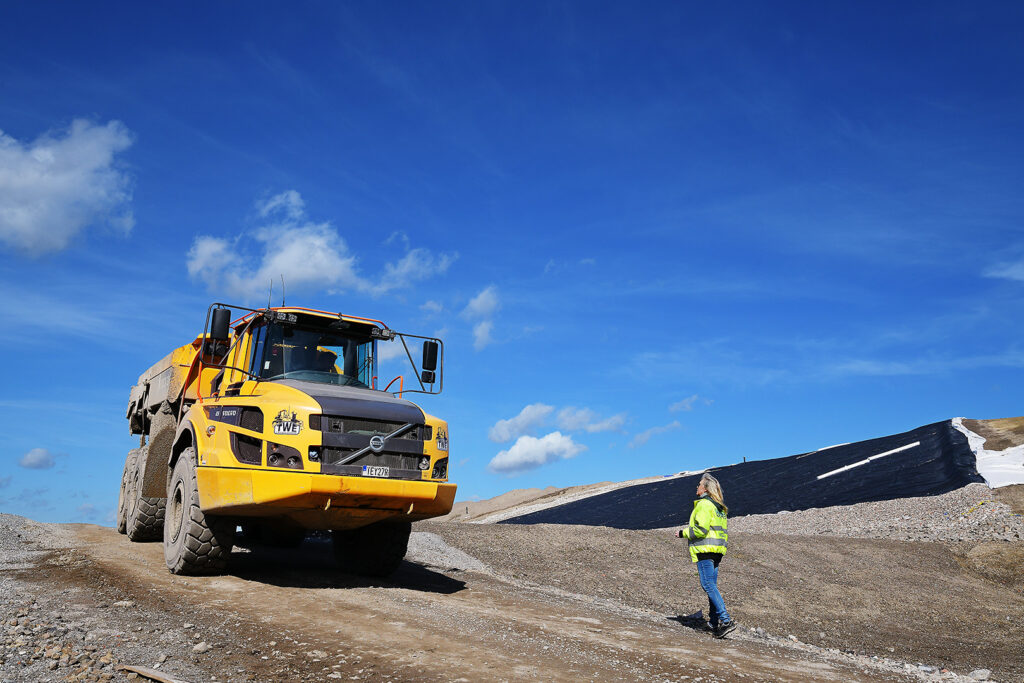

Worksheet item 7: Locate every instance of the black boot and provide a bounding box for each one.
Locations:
[714,620,737,639]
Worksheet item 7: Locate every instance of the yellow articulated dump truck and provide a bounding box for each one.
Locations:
[117,303,454,576]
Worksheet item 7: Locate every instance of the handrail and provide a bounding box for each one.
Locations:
[383,375,404,397]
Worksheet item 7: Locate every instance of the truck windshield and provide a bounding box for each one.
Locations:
[251,321,375,388]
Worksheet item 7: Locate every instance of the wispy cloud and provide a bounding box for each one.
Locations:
[823,350,1024,378]
[421,300,444,315]
[556,407,626,433]
[0,119,134,254]
[487,432,586,474]
[463,285,500,318]
[0,476,10,489]
[629,421,682,448]
[374,248,458,295]
[488,403,554,443]
[669,395,713,412]
[983,257,1024,282]
[472,320,494,351]
[463,285,500,351]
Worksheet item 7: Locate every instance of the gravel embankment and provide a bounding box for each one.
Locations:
[727,483,1023,542]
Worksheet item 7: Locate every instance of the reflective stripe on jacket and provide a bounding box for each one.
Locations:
[681,495,728,563]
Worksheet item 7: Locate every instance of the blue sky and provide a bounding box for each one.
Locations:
[2,3,1024,524]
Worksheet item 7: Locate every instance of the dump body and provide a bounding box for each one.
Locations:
[123,306,454,545]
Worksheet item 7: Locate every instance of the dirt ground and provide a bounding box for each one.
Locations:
[422,522,1024,681]
[4,417,1020,682]
[3,521,1021,682]
[962,417,1024,452]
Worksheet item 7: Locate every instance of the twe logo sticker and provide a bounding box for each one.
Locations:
[272,410,302,436]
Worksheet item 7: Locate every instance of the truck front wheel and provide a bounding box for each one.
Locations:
[164,447,234,575]
[332,521,411,577]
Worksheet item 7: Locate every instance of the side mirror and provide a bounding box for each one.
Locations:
[422,341,439,372]
[211,308,231,341]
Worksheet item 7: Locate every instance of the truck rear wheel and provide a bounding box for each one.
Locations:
[332,521,411,577]
[164,447,234,575]
[116,449,138,534]
[126,447,165,541]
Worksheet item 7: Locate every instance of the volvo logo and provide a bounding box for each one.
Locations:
[369,435,385,453]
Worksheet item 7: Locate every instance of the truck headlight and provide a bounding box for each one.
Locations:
[431,457,448,479]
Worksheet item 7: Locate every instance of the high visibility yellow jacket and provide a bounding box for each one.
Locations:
[681,495,728,562]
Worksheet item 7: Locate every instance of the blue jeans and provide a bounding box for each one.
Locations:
[696,558,731,627]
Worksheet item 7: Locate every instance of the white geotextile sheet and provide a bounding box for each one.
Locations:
[952,417,1024,488]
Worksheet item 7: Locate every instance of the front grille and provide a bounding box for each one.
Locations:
[239,408,263,432]
[320,446,423,480]
[313,415,424,440]
[321,447,418,470]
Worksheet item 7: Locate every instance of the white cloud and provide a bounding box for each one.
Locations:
[376,339,408,362]
[628,421,682,448]
[374,248,457,295]
[669,394,712,412]
[461,285,500,351]
[472,320,494,350]
[0,119,134,254]
[463,285,500,319]
[256,189,304,220]
[585,414,627,432]
[670,395,699,412]
[384,231,411,249]
[488,403,554,443]
[983,259,1024,282]
[18,448,62,470]
[421,300,444,314]
[187,194,363,300]
[556,407,626,433]
[187,190,455,301]
[487,432,586,474]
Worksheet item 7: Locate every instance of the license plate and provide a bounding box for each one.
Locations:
[362,465,389,478]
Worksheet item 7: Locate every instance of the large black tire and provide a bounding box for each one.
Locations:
[164,447,234,575]
[116,450,138,534]
[332,521,411,577]
[126,447,165,541]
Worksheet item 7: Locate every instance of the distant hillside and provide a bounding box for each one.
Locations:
[460,417,1024,531]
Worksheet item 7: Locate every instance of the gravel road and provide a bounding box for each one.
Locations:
[1,482,1021,682]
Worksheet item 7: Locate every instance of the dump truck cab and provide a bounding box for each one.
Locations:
[119,303,454,576]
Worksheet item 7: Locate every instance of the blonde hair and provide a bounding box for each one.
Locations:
[700,473,727,514]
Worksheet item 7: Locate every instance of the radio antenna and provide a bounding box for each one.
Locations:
[267,280,273,309]
[280,275,286,306]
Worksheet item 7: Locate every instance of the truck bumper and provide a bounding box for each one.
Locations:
[196,466,457,529]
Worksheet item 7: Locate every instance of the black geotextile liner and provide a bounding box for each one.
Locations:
[500,420,984,530]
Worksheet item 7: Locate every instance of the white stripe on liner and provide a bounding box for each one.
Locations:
[816,442,920,480]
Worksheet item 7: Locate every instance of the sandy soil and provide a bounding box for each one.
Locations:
[9,521,986,683]
[422,522,1024,681]
[2,519,1019,682]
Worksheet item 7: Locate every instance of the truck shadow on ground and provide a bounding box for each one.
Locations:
[226,540,467,595]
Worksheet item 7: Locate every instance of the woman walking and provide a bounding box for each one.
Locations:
[676,473,736,638]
